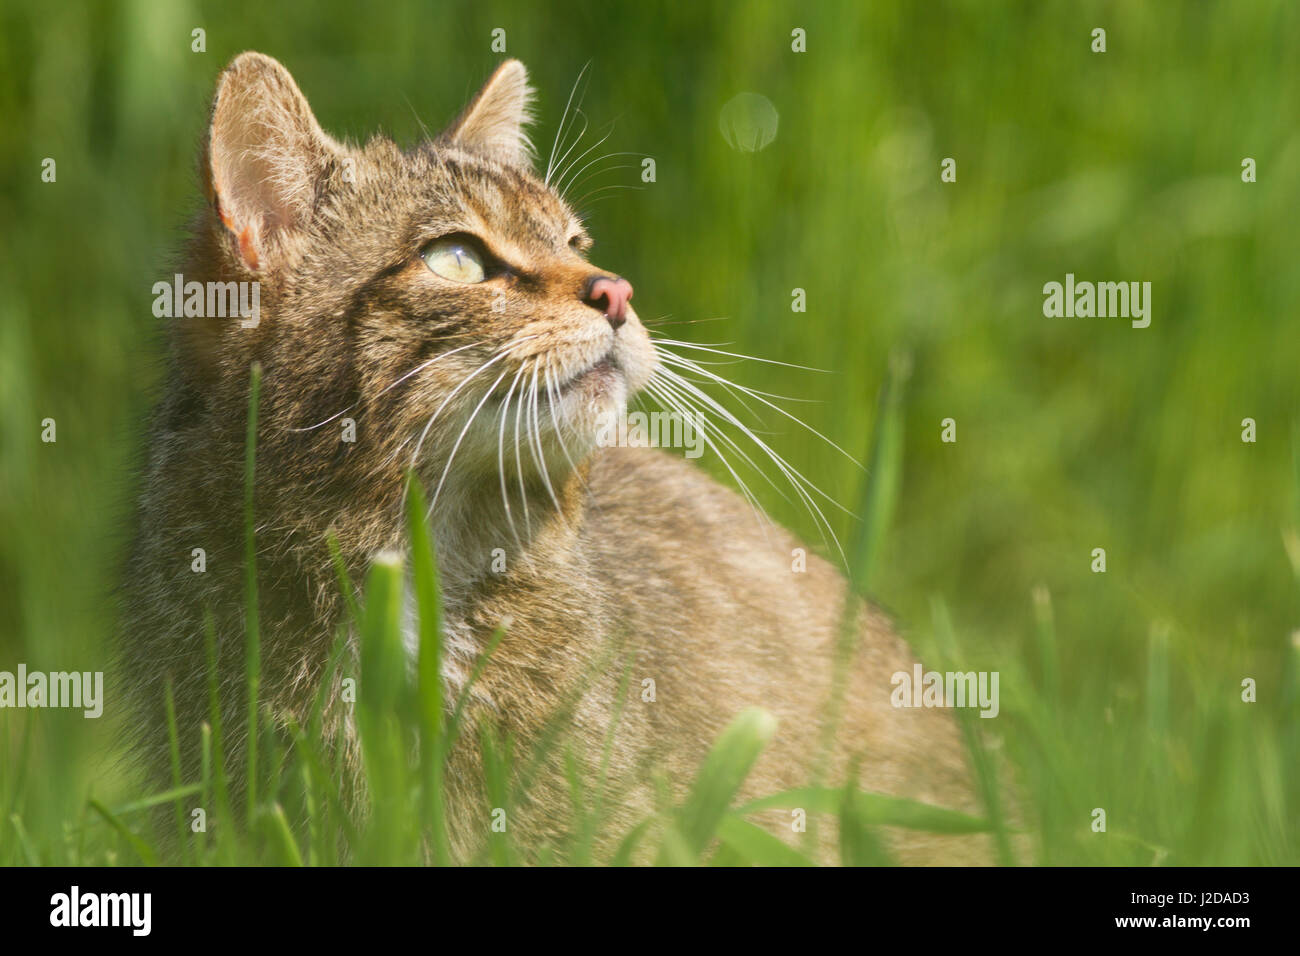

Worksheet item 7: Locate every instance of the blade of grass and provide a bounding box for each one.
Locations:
[737,787,993,833]
[610,816,654,866]
[326,529,361,626]
[849,348,910,596]
[261,802,305,867]
[1146,621,1170,743]
[931,596,1014,865]
[88,799,157,866]
[662,707,776,863]
[203,609,234,862]
[199,722,211,860]
[356,552,412,864]
[715,815,815,866]
[808,351,910,852]
[163,679,188,862]
[286,717,360,851]
[563,744,593,865]
[107,785,203,817]
[479,721,513,866]
[1031,585,1060,704]
[243,361,263,819]
[839,761,896,865]
[9,814,41,865]
[656,825,697,867]
[404,472,450,864]
[0,716,34,844]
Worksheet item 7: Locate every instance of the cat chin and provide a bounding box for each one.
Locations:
[557,373,629,435]
[414,361,635,493]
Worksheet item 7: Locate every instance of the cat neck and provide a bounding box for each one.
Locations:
[420,459,591,612]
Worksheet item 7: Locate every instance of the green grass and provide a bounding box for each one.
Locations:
[5,314,1296,865]
[2,0,1298,865]
[2,364,994,866]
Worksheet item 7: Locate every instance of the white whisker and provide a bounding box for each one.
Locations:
[658,350,862,469]
[526,363,565,516]
[512,358,534,537]
[553,124,615,193]
[550,109,590,192]
[571,183,646,209]
[400,341,528,512]
[428,367,512,516]
[650,359,850,564]
[558,160,637,205]
[496,363,531,551]
[651,338,833,373]
[544,365,586,483]
[546,62,591,186]
[642,379,773,549]
[288,339,481,432]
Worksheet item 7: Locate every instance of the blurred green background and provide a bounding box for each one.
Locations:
[1,0,1297,863]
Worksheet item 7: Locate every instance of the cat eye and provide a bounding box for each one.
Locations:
[421,237,487,284]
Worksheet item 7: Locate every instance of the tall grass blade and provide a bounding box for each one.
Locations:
[839,766,897,866]
[737,787,992,833]
[203,609,234,861]
[163,679,188,862]
[404,472,450,864]
[715,816,815,866]
[9,814,41,865]
[663,707,776,862]
[88,799,157,866]
[931,596,1014,865]
[356,552,411,864]
[243,361,263,818]
[848,349,910,596]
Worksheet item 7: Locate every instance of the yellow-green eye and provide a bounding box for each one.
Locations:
[422,238,486,283]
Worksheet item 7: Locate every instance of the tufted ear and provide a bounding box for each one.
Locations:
[203,51,342,272]
[442,59,536,169]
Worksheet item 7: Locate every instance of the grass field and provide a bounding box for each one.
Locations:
[1,0,1298,865]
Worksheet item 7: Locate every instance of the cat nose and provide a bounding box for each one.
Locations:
[585,275,633,330]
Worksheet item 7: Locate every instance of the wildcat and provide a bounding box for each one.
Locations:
[120,52,986,863]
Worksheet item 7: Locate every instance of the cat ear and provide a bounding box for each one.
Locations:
[443,60,536,169]
[204,52,341,272]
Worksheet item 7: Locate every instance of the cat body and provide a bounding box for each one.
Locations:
[120,52,982,863]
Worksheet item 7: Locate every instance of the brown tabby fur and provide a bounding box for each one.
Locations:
[119,52,989,864]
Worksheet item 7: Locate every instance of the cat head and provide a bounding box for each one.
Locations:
[189,52,656,513]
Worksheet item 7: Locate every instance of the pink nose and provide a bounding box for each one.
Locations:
[586,276,634,329]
